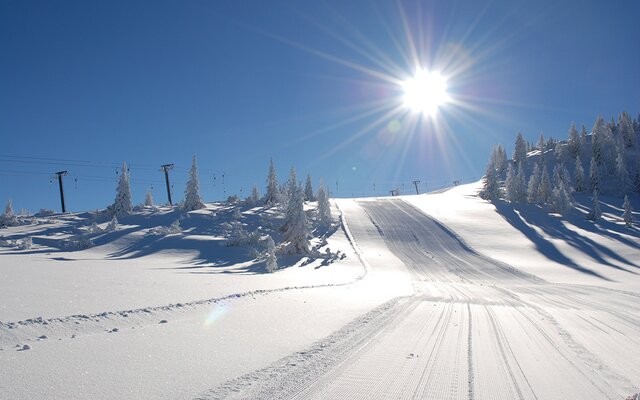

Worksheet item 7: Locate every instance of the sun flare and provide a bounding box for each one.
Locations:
[401,70,451,116]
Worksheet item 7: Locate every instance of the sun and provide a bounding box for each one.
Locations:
[401,70,451,116]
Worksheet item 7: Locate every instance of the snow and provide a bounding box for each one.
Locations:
[1,179,639,399]
[405,181,640,290]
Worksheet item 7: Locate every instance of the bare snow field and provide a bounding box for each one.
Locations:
[1,183,640,399]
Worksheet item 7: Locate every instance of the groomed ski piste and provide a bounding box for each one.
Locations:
[1,181,639,399]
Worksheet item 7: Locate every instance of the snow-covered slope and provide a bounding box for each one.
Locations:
[1,181,639,399]
[406,181,640,290]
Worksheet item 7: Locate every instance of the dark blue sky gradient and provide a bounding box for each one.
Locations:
[1,0,639,211]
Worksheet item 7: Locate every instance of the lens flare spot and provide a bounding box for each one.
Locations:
[387,119,402,133]
[203,303,228,327]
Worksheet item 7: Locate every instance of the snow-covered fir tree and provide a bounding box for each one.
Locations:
[574,155,585,192]
[280,167,297,216]
[481,156,501,201]
[249,185,260,205]
[111,162,133,217]
[553,164,572,193]
[183,156,204,211]
[513,132,527,164]
[1,199,17,226]
[281,175,309,254]
[277,182,289,211]
[264,159,279,206]
[515,162,527,202]
[615,152,631,195]
[599,121,616,174]
[587,190,602,221]
[527,163,541,204]
[537,164,551,204]
[591,115,605,167]
[552,184,573,215]
[316,178,332,225]
[144,189,154,207]
[622,195,633,227]
[589,157,600,193]
[505,163,527,203]
[264,236,278,273]
[505,164,516,202]
[619,112,636,148]
[304,174,315,202]
[4,199,14,219]
[490,145,507,174]
[537,133,545,151]
[567,122,580,159]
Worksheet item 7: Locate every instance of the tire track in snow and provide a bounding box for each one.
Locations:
[198,198,639,399]
[467,303,475,400]
[195,296,415,400]
[495,286,632,398]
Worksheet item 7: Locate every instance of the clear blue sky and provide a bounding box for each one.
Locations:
[1,0,639,212]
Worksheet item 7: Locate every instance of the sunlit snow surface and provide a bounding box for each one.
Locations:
[1,185,639,399]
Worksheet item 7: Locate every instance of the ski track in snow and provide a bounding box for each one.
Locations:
[200,198,640,400]
[0,203,369,348]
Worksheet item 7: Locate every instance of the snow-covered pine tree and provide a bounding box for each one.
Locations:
[277,182,289,211]
[304,174,315,202]
[587,190,602,221]
[591,115,605,167]
[601,123,617,175]
[622,195,633,227]
[514,162,527,202]
[506,162,526,203]
[1,199,17,226]
[580,125,587,144]
[537,133,545,151]
[567,122,580,159]
[527,163,541,203]
[553,165,562,190]
[589,157,600,193]
[281,180,309,254]
[552,184,573,215]
[265,235,278,272]
[4,198,14,219]
[111,162,133,217]
[619,112,636,148]
[615,152,631,195]
[183,155,205,211]
[316,178,332,225]
[144,189,154,207]
[249,185,260,205]
[505,164,516,202]
[608,116,617,136]
[490,145,506,174]
[513,132,527,164]
[574,155,585,192]
[480,156,500,201]
[281,167,298,217]
[497,145,507,173]
[537,164,551,204]
[264,159,279,206]
[553,164,572,193]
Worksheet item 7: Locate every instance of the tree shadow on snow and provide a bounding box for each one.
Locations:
[494,200,639,281]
